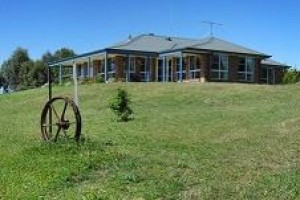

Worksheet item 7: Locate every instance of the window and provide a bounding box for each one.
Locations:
[260,66,275,84]
[238,57,255,82]
[124,57,136,82]
[157,59,163,82]
[77,65,82,77]
[107,58,116,79]
[140,57,151,82]
[210,54,229,80]
[83,65,88,77]
[189,56,201,80]
[176,57,187,81]
[98,59,105,79]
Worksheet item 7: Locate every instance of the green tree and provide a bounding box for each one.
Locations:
[53,48,76,60]
[41,48,76,84]
[0,71,6,88]
[282,69,299,84]
[1,48,31,89]
[109,88,133,122]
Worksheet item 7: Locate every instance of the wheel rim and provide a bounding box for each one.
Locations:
[41,97,82,142]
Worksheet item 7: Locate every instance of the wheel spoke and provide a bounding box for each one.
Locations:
[61,102,68,121]
[42,123,57,127]
[54,126,62,142]
[51,105,60,121]
[62,129,69,138]
[41,97,81,142]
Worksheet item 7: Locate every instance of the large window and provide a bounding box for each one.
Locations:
[107,58,115,79]
[157,59,163,82]
[189,56,201,80]
[238,57,255,82]
[210,54,229,80]
[124,56,136,82]
[260,66,275,84]
[77,65,82,77]
[140,57,152,82]
[176,57,187,81]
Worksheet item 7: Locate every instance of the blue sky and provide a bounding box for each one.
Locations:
[0,0,299,67]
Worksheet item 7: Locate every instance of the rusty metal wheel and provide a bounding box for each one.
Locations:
[41,97,82,142]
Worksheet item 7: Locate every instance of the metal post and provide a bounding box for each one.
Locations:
[127,55,130,82]
[48,66,52,134]
[156,58,159,82]
[88,57,91,78]
[104,52,108,82]
[73,61,79,107]
[59,65,62,85]
[179,53,183,82]
[163,56,166,82]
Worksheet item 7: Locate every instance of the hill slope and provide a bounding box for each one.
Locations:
[0,83,299,199]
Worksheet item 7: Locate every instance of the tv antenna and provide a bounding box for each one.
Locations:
[202,21,223,37]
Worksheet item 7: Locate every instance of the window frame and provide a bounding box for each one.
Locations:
[210,54,229,81]
[140,57,152,82]
[238,57,255,82]
[189,56,201,80]
[124,56,136,82]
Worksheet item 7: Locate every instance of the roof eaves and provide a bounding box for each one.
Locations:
[185,47,271,58]
[48,49,107,67]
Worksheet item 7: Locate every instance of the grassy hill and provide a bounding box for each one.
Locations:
[0,83,298,199]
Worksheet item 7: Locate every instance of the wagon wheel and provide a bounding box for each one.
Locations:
[41,97,82,142]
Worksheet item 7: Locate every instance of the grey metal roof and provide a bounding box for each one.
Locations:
[49,33,273,66]
[187,37,270,57]
[261,59,290,68]
[109,34,200,53]
[109,34,270,57]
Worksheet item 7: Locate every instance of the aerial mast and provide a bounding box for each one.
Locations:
[202,21,223,37]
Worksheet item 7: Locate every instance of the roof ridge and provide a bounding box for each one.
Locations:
[146,33,201,42]
[187,37,214,48]
[110,34,147,48]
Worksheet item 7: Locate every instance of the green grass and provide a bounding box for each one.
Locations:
[0,83,299,199]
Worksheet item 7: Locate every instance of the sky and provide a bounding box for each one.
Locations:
[0,0,299,68]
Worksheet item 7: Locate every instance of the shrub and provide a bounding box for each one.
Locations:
[80,77,94,85]
[96,75,105,83]
[107,77,117,83]
[282,69,299,84]
[109,88,133,122]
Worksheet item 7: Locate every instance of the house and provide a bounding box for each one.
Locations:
[49,33,290,84]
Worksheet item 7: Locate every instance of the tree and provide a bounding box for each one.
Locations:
[53,48,76,60]
[0,47,77,91]
[31,60,48,87]
[0,71,6,88]
[282,69,299,84]
[1,48,31,89]
[109,88,133,122]
[41,48,76,84]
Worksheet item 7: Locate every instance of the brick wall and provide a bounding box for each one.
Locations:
[134,57,142,82]
[275,68,284,84]
[229,56,239,82]
[93,60,101,77]
[199,54,210,82]
[254,58,261,83]
[114,56,124,81]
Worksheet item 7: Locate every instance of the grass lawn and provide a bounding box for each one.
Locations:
[0,83,299,199]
